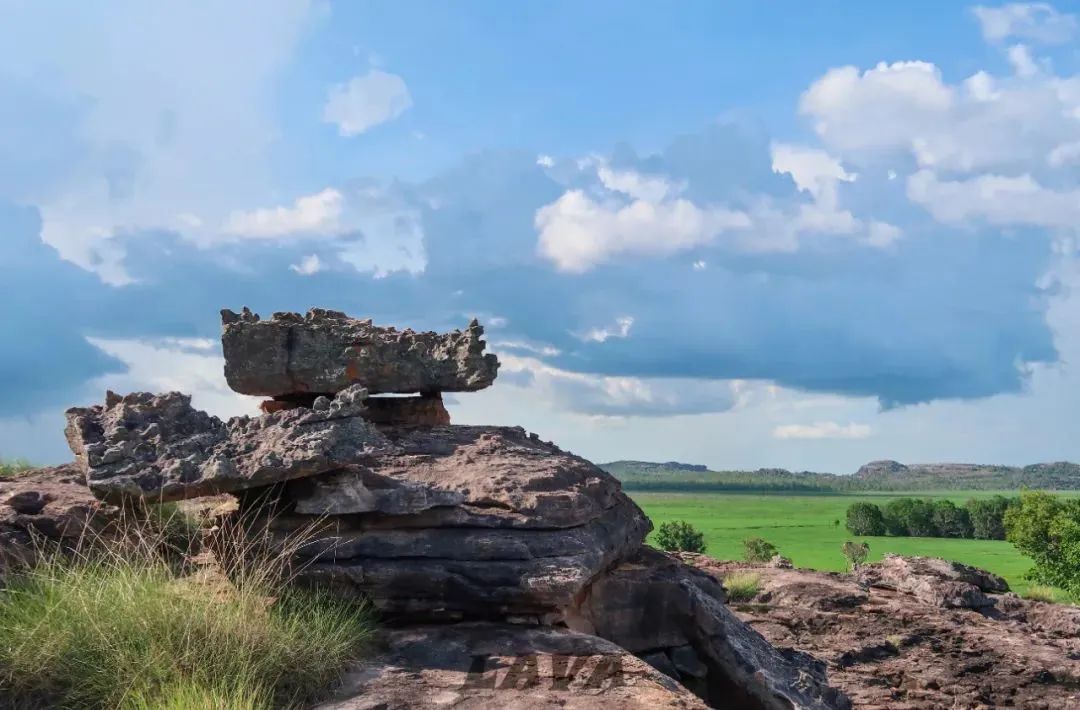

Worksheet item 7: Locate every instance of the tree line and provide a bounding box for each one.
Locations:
[845,496,1016,540]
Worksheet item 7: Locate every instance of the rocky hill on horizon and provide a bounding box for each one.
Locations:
[604,458,1080,492]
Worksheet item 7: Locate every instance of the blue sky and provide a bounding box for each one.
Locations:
[3,1,1080,472]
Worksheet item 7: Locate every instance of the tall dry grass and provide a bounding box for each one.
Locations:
[0,503,375,709]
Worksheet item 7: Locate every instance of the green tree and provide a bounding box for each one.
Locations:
[841,541,870,570]
[1004,491,1080,593]
[742,537,778,563]
[654,520,707,553]
[883,497,936,537]
[966,496,1014,540]
[931,500,973,538]
[845,502,886,536]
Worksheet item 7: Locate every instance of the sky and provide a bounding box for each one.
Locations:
[3,1,1080,473]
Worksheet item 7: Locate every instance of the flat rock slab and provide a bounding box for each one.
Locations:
[289,502,649,617]
[284,425,625,528]
[857,554,1008,608]
[65,389,389,502]
[315,623,710,710]
[221,307,499,396]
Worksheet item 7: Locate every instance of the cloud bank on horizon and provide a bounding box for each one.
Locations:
[2,1,1079,471]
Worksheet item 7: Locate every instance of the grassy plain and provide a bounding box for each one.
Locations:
[630,490,1074,595]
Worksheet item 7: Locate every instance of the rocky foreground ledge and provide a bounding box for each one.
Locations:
[682,554,1080,709]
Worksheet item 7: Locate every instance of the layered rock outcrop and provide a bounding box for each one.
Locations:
[53,307,848,709]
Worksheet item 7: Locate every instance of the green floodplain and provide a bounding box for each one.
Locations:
[630,490,1080,596]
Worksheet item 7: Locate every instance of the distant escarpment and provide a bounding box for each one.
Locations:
[606,459,1080,492]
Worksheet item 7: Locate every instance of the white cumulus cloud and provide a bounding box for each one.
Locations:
[972,3,1077,45]
[290,254,323,275]
[535,184,750,273]
[772,421,872,440]
[323,70,412,137]
[579,316,634,343]
[224,188,343,239]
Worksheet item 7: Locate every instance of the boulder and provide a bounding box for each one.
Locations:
[575,548,849,710]
[240,425,650,618]
[857,554,1008,608]
[316,623,710,709]
[220,308,499,397]
[65,387,389,502]
[0,464,121,575]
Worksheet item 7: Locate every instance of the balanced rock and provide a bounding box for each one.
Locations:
[220,307,499,397]
[65,387,389,502]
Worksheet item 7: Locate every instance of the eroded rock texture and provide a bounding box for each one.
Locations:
[574,548,848,710]
[64,388,389,502]
[220,307,499,396]
[856,554,1009,609]
[0,464,121,576]
[317,623,711,710]
[685,555,1080,709]
[241,425,650,619]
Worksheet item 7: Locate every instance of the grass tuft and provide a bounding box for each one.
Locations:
[1023,584,1058,603]
[0,511,375,709]
[0,457,33,477]
[723,571,762,603]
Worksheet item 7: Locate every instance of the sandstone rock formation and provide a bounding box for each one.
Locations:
[220,307,499,397]
[317,623,711,709]
[856,554,1008,609]
[0,464,121,576]
[50,307,849,709]
[65,387,388,503]
[685,555,1080,708]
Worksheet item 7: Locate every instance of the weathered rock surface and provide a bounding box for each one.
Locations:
[361,394,451,427]
[241,425,649,618]
[0,464,121,575]
[65,388,389,502]
[689,557,1080,709]
[221,308,499,397]
[317,623,710,709]
[856,554,1008,609]
[574,548,849,710]
[283,425,625,528]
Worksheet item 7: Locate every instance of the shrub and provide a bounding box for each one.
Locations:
[966,496,1015,540]
[1024,585,1057,603]
[723,571,761,602]
[742,537,778,563]
[654,520,707,553]
[0,521,376,709]
[845,502,886,536]
[931,500,972,538]
[841,540,870,570]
